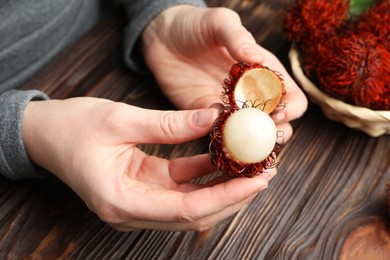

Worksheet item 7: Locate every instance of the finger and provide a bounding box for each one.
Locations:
[200,173,231,187]
[282,87,308,122]
[261,167,277,182]
[209,102,224,111]
[117,194,256,232]
[275,72,308,123]
[182,193,257,231]
[125,176,267,223]
[276,122,293,143]
[178,176,267,221]
[201,166,277,187]
[183,87,224,110]
[208,8,264,63]
[116,186,261,232]
[271,86,307,124]
[261,47,308,123]
[129,107,219,144]
[169,154,217,184]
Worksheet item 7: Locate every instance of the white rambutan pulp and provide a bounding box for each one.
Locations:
[223,107,276,164]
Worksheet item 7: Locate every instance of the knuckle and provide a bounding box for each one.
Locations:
[99,102,127,132]
[189,221,213,232]
[88,196,126,226]
[210,7,240,21]
[176,208,197,224]
[160,111,181,139]
[208,8,250,44]
[175,198,201,224]
[94,205,121,225]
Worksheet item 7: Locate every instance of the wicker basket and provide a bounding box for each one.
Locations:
[289,46,390,137]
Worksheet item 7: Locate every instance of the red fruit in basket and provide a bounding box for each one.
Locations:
[283,0,349,51]
[358,0,390,50]
[209,63,285,177]
[314,31,390,110]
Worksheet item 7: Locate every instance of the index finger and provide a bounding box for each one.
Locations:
[127,176,268,223]
[261,47,308,123]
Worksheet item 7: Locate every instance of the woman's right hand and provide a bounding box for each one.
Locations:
[22,97,272,231]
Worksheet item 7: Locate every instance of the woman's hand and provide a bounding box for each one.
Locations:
[22,98,272,231]
[142,5,307,140]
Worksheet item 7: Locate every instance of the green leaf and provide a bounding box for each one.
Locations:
[350,0,375,16]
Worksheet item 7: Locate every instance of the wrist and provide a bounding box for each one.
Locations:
[22,100,62,175]
[23,101,47,169]
[0,90,49,179]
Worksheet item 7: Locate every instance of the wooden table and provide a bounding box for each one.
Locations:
[2,1,390,259]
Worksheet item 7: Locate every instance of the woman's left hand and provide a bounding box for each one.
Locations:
[141,5,307,130]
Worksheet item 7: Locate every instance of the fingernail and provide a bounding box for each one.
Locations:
[272,112,286,123]
[192,109,217,127]
[262,170,277,181]
[209,103,224,111]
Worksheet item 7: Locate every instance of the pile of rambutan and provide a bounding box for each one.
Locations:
[283,0,390,110]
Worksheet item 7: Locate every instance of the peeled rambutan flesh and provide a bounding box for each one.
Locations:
[209,63,284,177]
[223,108,277,164]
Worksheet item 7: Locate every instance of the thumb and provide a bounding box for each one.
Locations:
[131,107,219,144]
[209,8,264,63]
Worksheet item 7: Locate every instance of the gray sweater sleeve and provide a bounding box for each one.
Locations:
[0,0,100,179]
[0,89,49,179]
[0,0,207,180]
[120,0,207,74]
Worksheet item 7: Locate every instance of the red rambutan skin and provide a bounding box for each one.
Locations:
[358,0,390,50]
[283,0,390,110]
[314,31,390,110]
[209,106,282,178]
[283,0,349,53]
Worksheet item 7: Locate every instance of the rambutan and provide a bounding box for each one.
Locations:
[314,31,390,110]
[209,63,285,177]
[357,0,390,50]
[284,0,390,110]
[283,0,349,52]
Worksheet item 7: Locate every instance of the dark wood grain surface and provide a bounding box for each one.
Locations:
[2,0,390,259]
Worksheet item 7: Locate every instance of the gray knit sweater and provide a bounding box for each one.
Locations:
[0,0,206,179]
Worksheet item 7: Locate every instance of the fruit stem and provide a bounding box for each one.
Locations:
[349,0,375,16]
